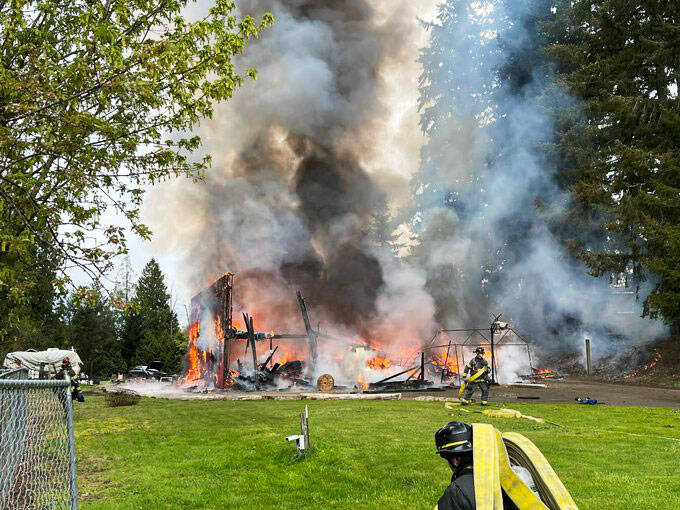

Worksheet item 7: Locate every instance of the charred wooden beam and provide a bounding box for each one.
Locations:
[373,365,420,385]
[243,313,258,376]
[296,291,318,373]
[260,346,279,370]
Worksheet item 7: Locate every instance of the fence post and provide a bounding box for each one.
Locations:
[65,377,79,509]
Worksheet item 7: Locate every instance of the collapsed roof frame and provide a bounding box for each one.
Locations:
[424,325,535,385]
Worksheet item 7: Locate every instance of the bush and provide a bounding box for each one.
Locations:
[104,388,141,407]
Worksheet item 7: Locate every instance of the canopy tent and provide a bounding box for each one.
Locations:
[2,349,82,378]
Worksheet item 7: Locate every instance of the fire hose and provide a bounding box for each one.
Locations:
[458,368,488,398]
[471,423,578,510]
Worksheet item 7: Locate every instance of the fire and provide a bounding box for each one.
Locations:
[183,322,202,383]
[224,369,238,387]
[356,373,368,391]
[643,350,662,370]
[432,353,458,378]
[279,352,291,365]
[366,355,392,370]
[531,368,559,379]
[626,350,662,378]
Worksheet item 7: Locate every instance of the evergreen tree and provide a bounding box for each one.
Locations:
[547,1,680,326]
[0,245,67,357]
[130,259,184,373]
[412,1,563,324]
[66,286,124,378]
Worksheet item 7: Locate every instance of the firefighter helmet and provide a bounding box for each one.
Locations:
[435,421,473,455]
[474,347,485,355]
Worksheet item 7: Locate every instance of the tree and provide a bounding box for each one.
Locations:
[66,285,124,378]
[0,0,272,303]
[547,1,680,326]
[412,1,563,324]
[128,259,184,373]
[0,245,67,356]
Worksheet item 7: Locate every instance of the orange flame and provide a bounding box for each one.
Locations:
[366,355,392,370]
[531,368,559,379]
[626,350,662,378]
[432,353,458,378]
[183,322,202,383]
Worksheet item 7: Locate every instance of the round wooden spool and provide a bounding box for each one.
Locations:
[316,374,334,392]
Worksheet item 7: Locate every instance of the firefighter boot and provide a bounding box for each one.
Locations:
[460,398,471,405]
[480,401,489,406]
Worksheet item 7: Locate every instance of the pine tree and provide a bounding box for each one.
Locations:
[130,259,184,373]
[66,286,124,378]
[547,1,680,326]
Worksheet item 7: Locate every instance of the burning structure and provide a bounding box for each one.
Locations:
[181,274,543,391]
[183,273,235,388]
[182,273,340,390]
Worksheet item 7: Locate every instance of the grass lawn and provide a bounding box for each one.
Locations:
[74,395,680,509]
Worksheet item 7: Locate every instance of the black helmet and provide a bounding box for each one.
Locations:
[474,347,485,354]
[435,421,472,455]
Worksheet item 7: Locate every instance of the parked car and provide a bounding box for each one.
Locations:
[126,362,167,380]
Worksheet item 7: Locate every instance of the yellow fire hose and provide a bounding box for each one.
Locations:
[458,368,488,398]
[467,424,578,510]
[502,432,578,510]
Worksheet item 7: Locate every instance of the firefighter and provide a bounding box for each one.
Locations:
[435,421,475,510]
[55,357,84,403]
[435,422,520,510]
[461,347,490,405]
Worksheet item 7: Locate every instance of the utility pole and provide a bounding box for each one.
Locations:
[490,313,502,385]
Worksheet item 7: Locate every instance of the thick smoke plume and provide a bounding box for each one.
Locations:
[145,0,665,383]
[146,0,438,368]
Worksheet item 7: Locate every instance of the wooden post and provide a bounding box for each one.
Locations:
[301,405,309,449]
[419,352,425,381]
[455,345,461,386]
[490,326,496,385]
[585,338,592,376]
[296,291,318,375]
[441,340,452,384]
[243,313,258,374]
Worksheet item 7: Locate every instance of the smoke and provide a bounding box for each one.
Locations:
[410,0,666,358]
[144,0,439,377]
[143,0,664,386]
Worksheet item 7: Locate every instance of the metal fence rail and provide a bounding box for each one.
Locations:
[0,378,78,509]
[0,368,29,380]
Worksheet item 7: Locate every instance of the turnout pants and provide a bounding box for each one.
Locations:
[463,381,489,401]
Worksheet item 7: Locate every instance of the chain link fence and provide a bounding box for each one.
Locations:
[0,369,77,509]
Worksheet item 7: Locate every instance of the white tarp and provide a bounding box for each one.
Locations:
[2,349,82,377]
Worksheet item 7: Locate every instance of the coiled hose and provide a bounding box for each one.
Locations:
[470,424,578,510]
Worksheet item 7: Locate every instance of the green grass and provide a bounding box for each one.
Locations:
[74,396,680,509]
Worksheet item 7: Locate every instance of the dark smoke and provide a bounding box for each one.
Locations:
[146,0,430,336]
